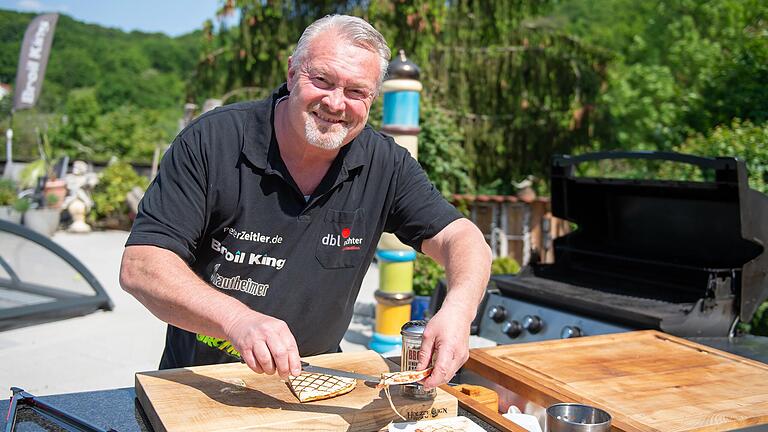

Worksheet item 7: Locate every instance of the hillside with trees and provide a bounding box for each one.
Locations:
[0,9,201,162]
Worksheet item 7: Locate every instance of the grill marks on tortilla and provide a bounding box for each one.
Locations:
[377,367,433,388]
[286,366,433,419]
[287,372,356,402]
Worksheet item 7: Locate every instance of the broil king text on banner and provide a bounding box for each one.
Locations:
[12,13,59,111]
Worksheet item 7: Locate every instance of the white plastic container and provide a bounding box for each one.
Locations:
[503,405,544,432]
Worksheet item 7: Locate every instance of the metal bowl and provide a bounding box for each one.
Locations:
[546,403,611,432]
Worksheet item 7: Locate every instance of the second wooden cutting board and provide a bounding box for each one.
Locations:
[136,350,457,432]
[467,330,768,432]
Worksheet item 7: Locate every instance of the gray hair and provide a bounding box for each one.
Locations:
[291,15,391,91]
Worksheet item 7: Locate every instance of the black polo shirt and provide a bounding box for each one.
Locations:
[126,84,462,369]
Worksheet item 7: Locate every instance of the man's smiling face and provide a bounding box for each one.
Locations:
[286,31,380,150]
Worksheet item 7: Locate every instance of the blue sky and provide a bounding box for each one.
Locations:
[0,0,233,37]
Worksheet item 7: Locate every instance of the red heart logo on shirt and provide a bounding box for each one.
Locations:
[341,228,351,238]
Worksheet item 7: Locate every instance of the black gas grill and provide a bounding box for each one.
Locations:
[477,152,768,343]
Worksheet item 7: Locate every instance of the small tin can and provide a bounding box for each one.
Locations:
[400,320,436,399]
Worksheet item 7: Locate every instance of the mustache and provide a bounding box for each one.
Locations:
[310,103,346,122]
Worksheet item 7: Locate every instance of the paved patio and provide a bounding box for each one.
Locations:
[0,230,378,396]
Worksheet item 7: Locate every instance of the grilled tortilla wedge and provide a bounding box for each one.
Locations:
[287,372,357,403]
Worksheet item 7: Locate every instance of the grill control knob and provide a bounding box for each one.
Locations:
[488,305,507,323]
[560,326,582,339]
[522,315,543,334]
[502,320,523,338]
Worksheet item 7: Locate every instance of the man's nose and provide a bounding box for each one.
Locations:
[323,87,346,112]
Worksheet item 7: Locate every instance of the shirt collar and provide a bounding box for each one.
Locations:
[240,84,289,170]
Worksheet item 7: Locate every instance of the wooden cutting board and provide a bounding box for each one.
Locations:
[135,350,457,432]
[466,330,768,432]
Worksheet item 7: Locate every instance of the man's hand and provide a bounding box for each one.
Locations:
[121,246,305,379]
[415,304,472,389]
[226,311,303,380]
[417,218,491,389]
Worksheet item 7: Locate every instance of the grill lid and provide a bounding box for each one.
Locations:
[548,151,768,323]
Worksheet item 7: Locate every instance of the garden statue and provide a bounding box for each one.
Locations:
[63,160,98,233]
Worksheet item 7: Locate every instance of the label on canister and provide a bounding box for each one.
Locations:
[400,320,436,399]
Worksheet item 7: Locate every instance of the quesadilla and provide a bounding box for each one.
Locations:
[287,372,356,403]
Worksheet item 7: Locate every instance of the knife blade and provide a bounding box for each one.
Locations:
[300,361,380,383]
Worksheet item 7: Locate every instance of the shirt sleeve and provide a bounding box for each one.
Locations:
[384,147,463,252]
[125,130,209,264]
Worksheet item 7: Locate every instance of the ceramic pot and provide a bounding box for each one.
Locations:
[23,208,61,236]
[0,206,22,224]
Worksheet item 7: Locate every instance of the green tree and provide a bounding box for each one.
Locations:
[51,88,101,157]
[670,120,768,194]
[700,18,768,128]
[594,64,687,151]
[555,0,768,150]
[49,88,175,163]
[90,106,170,162]
[46,47,101,89]
[196,1,605,193]
[417,97,473,195]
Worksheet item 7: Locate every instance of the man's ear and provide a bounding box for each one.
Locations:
[287,56,295,87]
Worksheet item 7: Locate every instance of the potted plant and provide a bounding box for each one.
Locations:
[19,129,68,209]
[0,179,23,223]
[23,192,62,237]
[11,197,31,222]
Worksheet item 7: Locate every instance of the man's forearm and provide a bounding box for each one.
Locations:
[418,218,491,386]
[422,218,492,319]
[119,245,251,339]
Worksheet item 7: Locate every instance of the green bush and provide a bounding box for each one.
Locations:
[0,179,16,206]
[412,254,445,297]
[45,192,60,208]
[90,161,149,227]
[49,88,175,164]
[670,119,768,194]
[12,197,31,213]
[744,301,768,337]
[412,254,520,297]
[491,256,521,275]
[417,97,474,196]
[0,180,30,213]
[368,96,473,197]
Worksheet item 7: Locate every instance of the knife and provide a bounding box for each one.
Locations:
[300,361,380,383]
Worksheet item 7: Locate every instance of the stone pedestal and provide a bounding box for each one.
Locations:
[67,198,92,233]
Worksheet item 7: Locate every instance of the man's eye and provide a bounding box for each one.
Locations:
[311,76,331,88]
[346,89,368,100]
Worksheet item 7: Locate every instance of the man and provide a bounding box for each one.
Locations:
[119,14,491,390]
